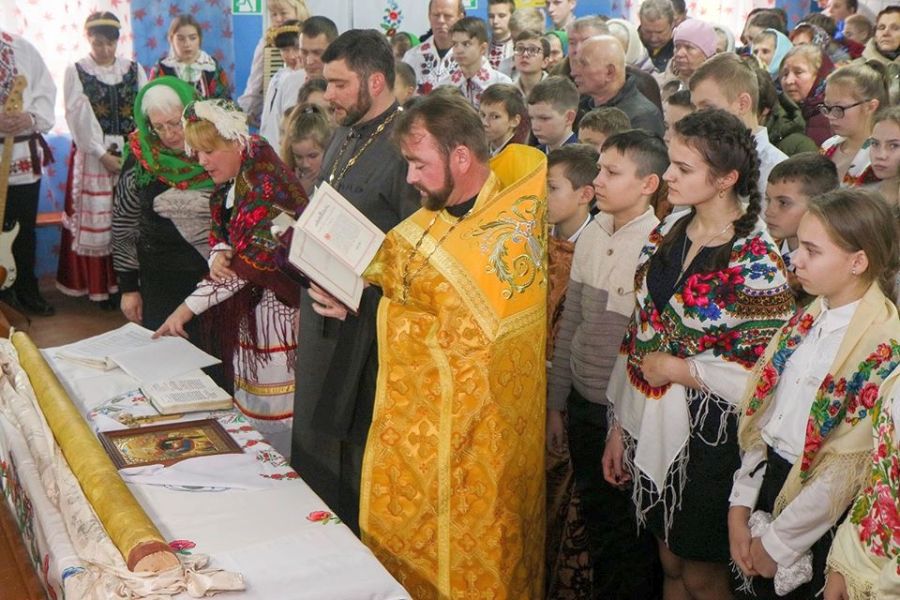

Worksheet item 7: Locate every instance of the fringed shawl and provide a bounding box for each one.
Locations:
[607,211,795,532]
[202,136,307,378]
[827,369,900,600]
[739,283,900,520]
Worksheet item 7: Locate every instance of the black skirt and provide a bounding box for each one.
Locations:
[645,390,741,563]
[732,446,839,600]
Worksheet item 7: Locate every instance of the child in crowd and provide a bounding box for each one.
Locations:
[662,89,694,144]
[547,0,577,32]
[764,152,839,301]
[527,75,579,153]
[237,0,308,123]
[730,189,900,600]
[820,62,888,186]
[281,103,333,196]
[487,0,515,71]
[577,107,631,151]
[548,131,670,598]
[499,8,547,76]
[260,20,305,152]
[842,13,873,45]
[479,83,528,156]
[296,77,331,122]
[870,106,900,207]
[393,61,417,105]
[390,32,419,61]
[438,17,512,108]
[602,109,796,599]
[149,14,230,99]
[512,29,549,98]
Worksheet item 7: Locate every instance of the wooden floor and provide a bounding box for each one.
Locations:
[7,281,127,348]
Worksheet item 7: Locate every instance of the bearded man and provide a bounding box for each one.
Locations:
[309,94,548,598]
[290,29,419,534]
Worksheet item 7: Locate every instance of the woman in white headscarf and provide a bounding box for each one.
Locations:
[608,18,654,72]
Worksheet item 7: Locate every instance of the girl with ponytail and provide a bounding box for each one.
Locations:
[602,109,796,599]
[819,61,890,187]
[732,189,900,599]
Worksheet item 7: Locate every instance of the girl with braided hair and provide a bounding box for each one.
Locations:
[602,109,796,599]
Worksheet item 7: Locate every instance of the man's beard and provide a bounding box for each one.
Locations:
[338,84,373,127]
[418,162,454,211]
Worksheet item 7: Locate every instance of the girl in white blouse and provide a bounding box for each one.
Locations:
[57,12,146,305]
[729,189,900,599]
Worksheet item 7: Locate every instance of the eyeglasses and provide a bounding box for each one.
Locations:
[514,45,543,57]
[817,100,866,119]
[150,119,183,136]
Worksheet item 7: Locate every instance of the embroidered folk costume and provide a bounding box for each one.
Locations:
[149,49,230,100]
[402,38,457,96]
[820,136,880,188]
[828,367,900,599]
[0,29,55,308]
[607,212,795,559]
[359,144,548,598]
[57,23,147,300]
[735,283,900,598]
[437,57,512,109]
[181,100,306,458]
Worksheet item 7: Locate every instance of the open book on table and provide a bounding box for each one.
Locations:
[287,181,385,313]
[141,370,233,415]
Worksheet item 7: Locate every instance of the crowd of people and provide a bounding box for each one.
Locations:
[2,0,900,597]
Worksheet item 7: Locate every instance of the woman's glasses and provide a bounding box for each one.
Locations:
[817,100,866,119]
[150,119,183,136]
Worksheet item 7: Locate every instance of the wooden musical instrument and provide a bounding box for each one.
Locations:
[0,74,27,290]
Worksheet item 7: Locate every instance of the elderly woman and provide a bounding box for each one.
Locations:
[654,18,718,92]
[112,76,214,331]
[154,99,306,458]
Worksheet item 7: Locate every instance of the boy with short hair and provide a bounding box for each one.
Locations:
[439,16,512,108]
[512,29,549,97]
[487,0,516,70]
[764,152,839,276]
[577,107,631,151]
[548,130,667,598]
[394,60,417,104]
[528,75,579,153]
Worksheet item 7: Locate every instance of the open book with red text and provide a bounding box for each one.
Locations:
[287,181,385,313]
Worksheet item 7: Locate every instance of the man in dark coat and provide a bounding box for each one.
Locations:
[290,30,419,534]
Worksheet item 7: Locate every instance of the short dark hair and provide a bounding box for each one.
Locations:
[666,89,694,109]
[803,13,837,37]
[395,60,417,89]
[480,83,529,142]
[274,19,301,49]
[450,16,489,45]
[527,76,579,113]
[487,0,515,9]
[748,10,787,35]
[322,29,395,88]
[514,29,550,57]
[767,152,839,198]
[579,107,631,135]
[846,0,859,13]
[301,15,338,42]
[601,130,669,179]
[297,77,327,104]
[548,144,600,189]
[670,0,686,17]
[394,93,490,164]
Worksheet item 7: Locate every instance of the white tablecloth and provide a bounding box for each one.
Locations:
[0,341,408,600]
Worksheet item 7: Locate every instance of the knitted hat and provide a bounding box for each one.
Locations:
[673,18,718,58]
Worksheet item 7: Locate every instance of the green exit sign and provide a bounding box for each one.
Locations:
[234,0,262,14]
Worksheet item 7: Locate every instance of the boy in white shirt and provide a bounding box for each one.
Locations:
[438,17,512,109]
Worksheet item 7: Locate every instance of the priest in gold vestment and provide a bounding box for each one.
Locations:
[308,94,548,598]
